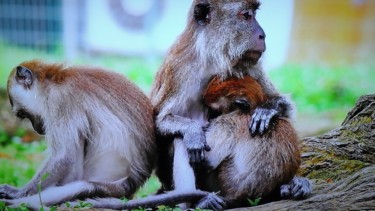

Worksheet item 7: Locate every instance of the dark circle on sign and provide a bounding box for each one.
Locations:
[108,0,164,31]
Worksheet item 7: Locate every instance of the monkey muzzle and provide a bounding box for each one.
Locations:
[244,50,263,64]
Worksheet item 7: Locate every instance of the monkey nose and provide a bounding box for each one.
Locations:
[259,33,265,40]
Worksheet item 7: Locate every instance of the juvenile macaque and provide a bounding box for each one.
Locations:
[150,0,312,209]
[200,75,309,207]
[1,60,219,210]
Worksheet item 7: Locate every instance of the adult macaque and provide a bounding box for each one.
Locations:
[0,60,155,208]
[150,0,312,209]
[1,60,221,210]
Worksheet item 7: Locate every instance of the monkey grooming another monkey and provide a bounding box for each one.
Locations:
[150,0,312,209]
[1,60,222,210]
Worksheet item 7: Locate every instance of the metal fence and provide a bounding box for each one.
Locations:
[0,0,62,52]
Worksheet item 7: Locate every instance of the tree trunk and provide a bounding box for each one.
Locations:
[235,94,375,210]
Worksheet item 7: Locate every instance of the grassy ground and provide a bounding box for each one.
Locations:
[0,43,374,209]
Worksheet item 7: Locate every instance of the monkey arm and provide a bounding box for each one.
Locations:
[156,113,211,164]
[248,67,295,135]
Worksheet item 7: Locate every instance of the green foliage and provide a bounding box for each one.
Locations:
[0,42,159,93]
[0,140,46,186]
[156,205,182,211]
[247,197,261,206]
[135,175,161,199]
[0,203,30,211]
[73,201,93,209]
[0,202,5,211]
[269,63,375,113]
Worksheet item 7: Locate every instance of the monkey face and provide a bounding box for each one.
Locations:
[7,65,46,135]
[193,0,266,70]
[14,108,45,135]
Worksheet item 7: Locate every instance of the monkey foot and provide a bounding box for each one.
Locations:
[280,176,313,199]
[195,192,226,211]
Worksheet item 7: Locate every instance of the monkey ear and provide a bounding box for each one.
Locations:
[194,2,211,25]
[15,66,34,89]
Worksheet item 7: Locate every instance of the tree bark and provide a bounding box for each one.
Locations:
[234,94,375,210]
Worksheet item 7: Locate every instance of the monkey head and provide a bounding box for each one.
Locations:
[7,63,46,135]
[190,0,266,73]
[203,75,266,115]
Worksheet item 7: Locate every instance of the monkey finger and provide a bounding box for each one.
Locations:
[250,113,260,136]
[290,177,312,199]
[208,201,224,211]
[279,184,291,198]
[194,150,201,163]
[196,193,225,211]
[0,192,14,200]
[259,114,272,135]
[199,149,206,162]
[196,150,204,163]
[258,117,266,135]
[210,197,226,211]
[190,149,201,164]
[188,149,196,163]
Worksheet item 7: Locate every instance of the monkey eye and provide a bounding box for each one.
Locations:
[240,10,254,21]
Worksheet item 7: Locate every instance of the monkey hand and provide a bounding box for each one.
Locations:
[183,128,211,164]
[250,95,292,136]
[250,106,278,136]
[280,176,313,199]
[0,185,20,199]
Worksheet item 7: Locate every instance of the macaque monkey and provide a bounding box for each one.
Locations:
[150,0,312,209]
[201,75,310,207]
[0,60,155,208]
[1,60,220,210]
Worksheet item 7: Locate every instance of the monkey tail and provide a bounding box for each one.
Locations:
[71,190,212,210]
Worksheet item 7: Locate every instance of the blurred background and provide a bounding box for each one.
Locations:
[0,0,374,200]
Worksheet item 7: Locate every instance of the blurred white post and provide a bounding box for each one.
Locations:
[63,0,81,60]
[257,0,294,70]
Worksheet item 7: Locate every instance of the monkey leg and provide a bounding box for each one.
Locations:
[3,178,138,210]
[203,112,301,208]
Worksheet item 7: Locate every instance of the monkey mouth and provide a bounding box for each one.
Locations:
[243,50,263,64]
